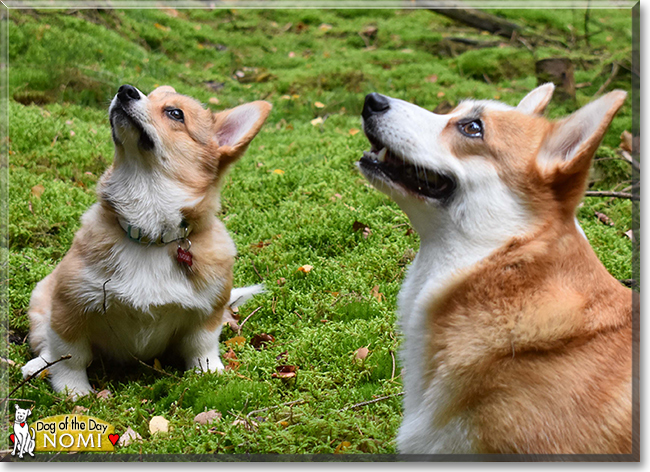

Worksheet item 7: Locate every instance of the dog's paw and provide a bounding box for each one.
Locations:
[21,357,49,379]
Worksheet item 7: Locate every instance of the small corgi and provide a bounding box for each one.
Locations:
[358,84,634,454]
[22,85,271,398]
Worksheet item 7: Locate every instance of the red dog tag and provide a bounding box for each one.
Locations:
[177,247,193,267]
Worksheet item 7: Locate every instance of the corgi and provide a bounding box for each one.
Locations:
[21,85,271,398]
[358,84,635,454]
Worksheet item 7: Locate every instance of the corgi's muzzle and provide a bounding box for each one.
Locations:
[359,93,456,201]
[109,84,155,151]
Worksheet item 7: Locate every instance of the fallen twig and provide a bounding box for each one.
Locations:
[390,350,396,382]
[584,190,638,201]
[1,355,71,406]
[594,61,620,97]
[238,306,262,331]
[336,392,404,413]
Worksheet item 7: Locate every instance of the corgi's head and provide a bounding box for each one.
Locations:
[104,85,271,233]
[359,85,626,245]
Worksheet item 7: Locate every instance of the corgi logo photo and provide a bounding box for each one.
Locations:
[9,405,119,458]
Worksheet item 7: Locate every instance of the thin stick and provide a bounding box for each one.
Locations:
[336,392,404,413]
[251,261,263,281]
[594,61,620,97]
[238,306,262,331]
[584,190,637,200]
[1,355,72,405]
[390,351,396,382]
[246,399,306,418]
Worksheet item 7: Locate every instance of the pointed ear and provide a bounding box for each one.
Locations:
[214,101,272,166]
[538,90,626,207]
[539,90,626,174]
[517,83,555,115]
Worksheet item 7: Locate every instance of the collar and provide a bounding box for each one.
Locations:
[118,217,192,246]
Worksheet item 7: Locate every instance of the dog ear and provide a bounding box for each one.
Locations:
[538,90,627,206]
[14,404,18,411]
[149,85,176,96]
[26,409,31,417]
[516,83,555,115]
[213,101,272,168]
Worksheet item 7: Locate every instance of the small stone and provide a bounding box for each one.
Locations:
[194,410,222,425]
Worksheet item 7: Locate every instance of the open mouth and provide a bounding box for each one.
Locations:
[110,103,154,151]
[359,135,455,200]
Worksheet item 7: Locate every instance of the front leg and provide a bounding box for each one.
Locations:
[179,313,224,373]
[42,329,93,400]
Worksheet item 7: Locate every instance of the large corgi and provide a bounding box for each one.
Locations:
[358,84,634,454]
[22,85,271,398]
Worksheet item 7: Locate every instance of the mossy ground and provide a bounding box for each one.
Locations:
[3,7,634,456]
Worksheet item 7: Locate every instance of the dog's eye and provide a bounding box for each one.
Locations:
[459,120,483,138]
[165,108,185,123]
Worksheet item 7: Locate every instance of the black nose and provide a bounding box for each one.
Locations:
[117,84,140,103]
[362,93,390,120]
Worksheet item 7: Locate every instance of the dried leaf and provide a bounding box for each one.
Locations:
[225,336,246,348]
[297,265,313,273]
[96,389,112,400]
[334,441,351,453]
[273,169,285,175]
[223,348,237,360]
[251,333,275,350]
[276,351,288,360]
[118,427,142,447]
[72,405,88,414]
[318,23,333,32]
[272,365,297,379]
[620,130,633,153]
[194,410,222,425]
[595,211,614,226]
[426,74,438,83]
[153,358,162,371]
[370,285,384,303]
[310,117,324,126]
[208,97,220,105]
[149,416,169,435]
[349,128,360,136]
[277,277,286,286]
[355,347,370,361]
[154,23,170,32]
[0,357,15,367]
[437,91,445,98]
[360,25,378,37]
[31,184,45,198]
[314,101,325,108]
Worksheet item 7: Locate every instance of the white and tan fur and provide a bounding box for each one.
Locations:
[359,84,633,454]
[22,85,271,398]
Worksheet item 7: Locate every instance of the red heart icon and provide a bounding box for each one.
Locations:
[20,423,25,427]
[108,433,120,446]
[9,434,14,444]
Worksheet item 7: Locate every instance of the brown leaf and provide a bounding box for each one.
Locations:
[595,211,614,226]
[334,441,351,453]
[272,365,297,379]
[224,336,246,348]
[96,389,112,400]
[360,25,378,37]
[352,221,369,233]
[232,418,258,431]
[348,128,360,136]
[31,184,45,198]
[370,285,384,303]
[355,347,370,361]
[118,427,142,447]
[223,348,237,360]
[153,358,162,371]
[194,410,222,425]
[250,333,275,350]
[426,74,438,83]
[318,23,333,32]
[297,264,313,273]
[620,130,633,153]
[276,351,288,360]
[277,277,286,286]
[72,405,88,414]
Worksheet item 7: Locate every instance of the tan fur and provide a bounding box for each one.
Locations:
[25,85,271,392]
[422,92,633,454]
